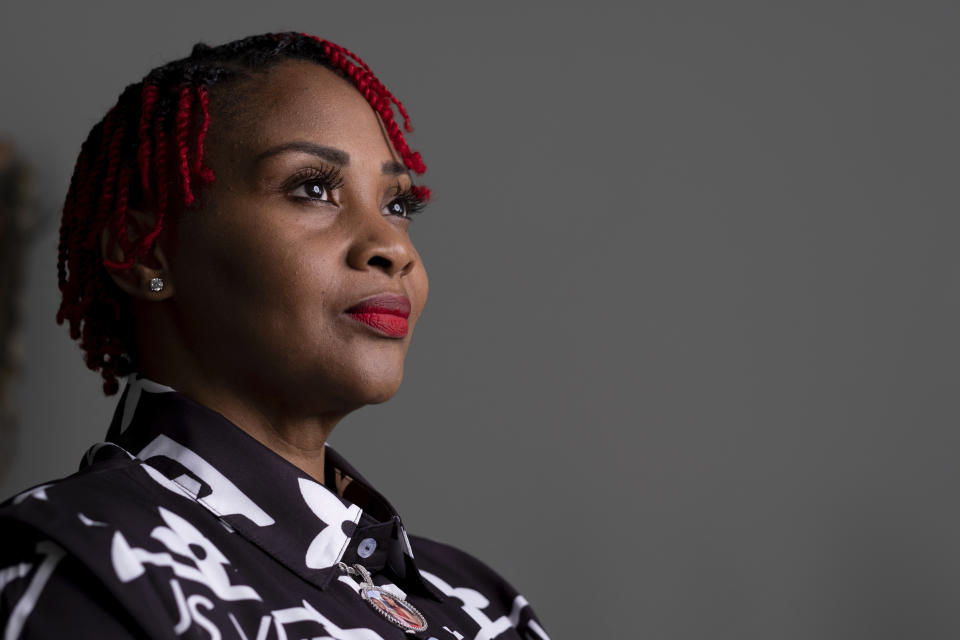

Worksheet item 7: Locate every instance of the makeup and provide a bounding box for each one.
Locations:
[345,293,410,338]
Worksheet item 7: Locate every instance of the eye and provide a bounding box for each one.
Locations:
[291,179,332,201]
[384,198,408,218]
[384,183,428,219]
[284,165,344,204]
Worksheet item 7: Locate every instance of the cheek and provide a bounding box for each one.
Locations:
[409,251,429,323]
[412,269,428,323]
[172,206,341,345]
[228,237,341,338]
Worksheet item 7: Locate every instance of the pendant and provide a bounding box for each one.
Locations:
[340,562,429,634]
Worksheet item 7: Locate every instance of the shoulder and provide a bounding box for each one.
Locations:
[0,443,165,590]
[0,443,164,538]
[0,440,220,596]
[408,534,552,640]
[0,443,237,638]
[0,528,143,638]
[408,534,518,597]
[0,451,159,638]
[0,442,196,590]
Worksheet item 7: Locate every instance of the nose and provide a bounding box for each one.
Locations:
[345,215,417,278]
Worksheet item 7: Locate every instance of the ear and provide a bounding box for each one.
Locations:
[100,208,175,300]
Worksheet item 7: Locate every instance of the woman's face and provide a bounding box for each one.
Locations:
[162,60,429,415]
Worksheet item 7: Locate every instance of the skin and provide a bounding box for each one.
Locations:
[102,60,429,482]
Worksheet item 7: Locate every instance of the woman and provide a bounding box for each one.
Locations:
[0,33,549,640]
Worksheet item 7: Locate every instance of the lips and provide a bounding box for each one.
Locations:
[345,294,411,338]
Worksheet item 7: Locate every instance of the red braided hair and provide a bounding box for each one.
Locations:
[56,33,429,394]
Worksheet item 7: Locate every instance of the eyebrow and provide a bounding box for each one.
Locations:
[381,160,408,177]
[254,142,410,177]
[254,142,350,166]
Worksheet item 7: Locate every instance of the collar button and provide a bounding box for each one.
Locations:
[357,537,377,558]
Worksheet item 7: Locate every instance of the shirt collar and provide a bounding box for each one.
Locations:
[102,375,443,600]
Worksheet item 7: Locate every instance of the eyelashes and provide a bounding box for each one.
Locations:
[283,165,345,202]
[284,164,428,219]
[386,181,428,218]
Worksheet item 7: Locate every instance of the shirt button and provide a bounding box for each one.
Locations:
[357,537,377,558]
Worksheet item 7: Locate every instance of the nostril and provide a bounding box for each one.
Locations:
[368,255,392,271]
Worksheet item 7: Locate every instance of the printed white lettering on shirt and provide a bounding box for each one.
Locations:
[526,619,550,640]
[171,578,222,639]
[229,612,273,640]
[139,434,275,527]
[111,506,261,601]
[11,484,53,505]
[272,599,385,640]
[77,512,108,527]
[421,571,546,640]
[0,564,30,597]
[3,541,65,640]
[298,478,363,570]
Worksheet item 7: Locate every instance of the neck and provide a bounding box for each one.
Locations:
[132,304,367,484]
[136,337,349,485]
[175,382,344,483]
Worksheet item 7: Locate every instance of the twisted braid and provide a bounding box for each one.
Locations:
[56,32,429,394]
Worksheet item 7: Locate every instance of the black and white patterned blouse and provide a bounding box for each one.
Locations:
[0,376,550,640]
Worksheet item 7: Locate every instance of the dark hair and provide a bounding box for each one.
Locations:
[56,32,429,395]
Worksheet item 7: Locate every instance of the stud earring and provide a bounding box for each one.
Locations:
[148,276,165,293]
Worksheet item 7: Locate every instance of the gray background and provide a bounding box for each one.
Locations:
[1,1,958,638]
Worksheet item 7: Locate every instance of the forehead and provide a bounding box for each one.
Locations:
[210,59,396,164]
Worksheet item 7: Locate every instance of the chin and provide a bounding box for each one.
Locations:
[348,343,409,402]
[320,353,406,409]
[363,388,400,406]
[356,368,405,405]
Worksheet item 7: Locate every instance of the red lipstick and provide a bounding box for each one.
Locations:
[345,294,411,338]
